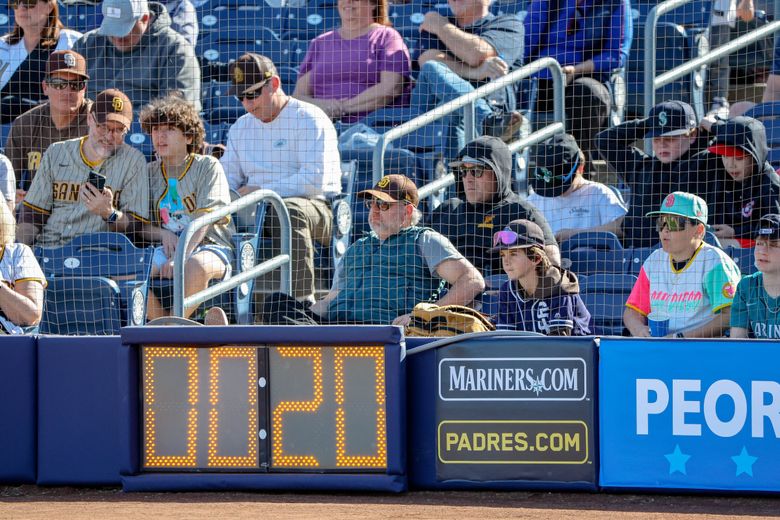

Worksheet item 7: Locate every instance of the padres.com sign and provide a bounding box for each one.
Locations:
[434,337,596,485]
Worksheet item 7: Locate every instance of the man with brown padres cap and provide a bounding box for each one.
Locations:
[18,88,151,247]
[4,50,94,208]
[221,52,342,304]
[262,174,485,326]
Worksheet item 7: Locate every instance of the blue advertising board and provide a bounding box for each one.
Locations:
[600,338,780,492]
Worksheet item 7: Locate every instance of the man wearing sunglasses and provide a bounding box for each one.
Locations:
[624,192,742,338]
[221,53,342,305]
[262,175,484,326]
[17,89,150,247]
[731,214,780,338]
[428,135,560,276]
[4,50,93,210]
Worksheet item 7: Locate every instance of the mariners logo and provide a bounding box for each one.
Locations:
[233,66,244,84]
[63,53,77,67]
[112,97,124,112]
[658,111,668,126]
[536,166,553,183]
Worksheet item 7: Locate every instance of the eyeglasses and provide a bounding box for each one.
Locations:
[756,238,780,248]
[493,229,521,248]
[234,81,269,103]
[656,215,695,233]
[46,77,86,91]
[364,198,405,211]
[457,166,487,178]
[94,121,128,138]
[10,0,40,9]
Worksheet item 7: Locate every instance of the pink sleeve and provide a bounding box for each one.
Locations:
[625,267,651,316]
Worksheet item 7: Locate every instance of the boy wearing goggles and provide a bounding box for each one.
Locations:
[492,219,591,336]
[731,214,780,338]
[624,192,742,338]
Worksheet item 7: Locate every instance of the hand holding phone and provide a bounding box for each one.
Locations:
[87,171,106,192]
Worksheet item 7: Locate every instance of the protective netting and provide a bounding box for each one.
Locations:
[0,0,777,338]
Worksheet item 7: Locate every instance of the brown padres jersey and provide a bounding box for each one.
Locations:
[4,100,93,187]
[23,136,150,247]
[148,154,233,250]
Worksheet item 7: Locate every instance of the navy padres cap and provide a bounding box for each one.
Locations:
[645,101,697,138]
[490,219,546,252]
[756,214,780,240]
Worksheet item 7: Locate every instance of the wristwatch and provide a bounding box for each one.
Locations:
[104,209,119,223]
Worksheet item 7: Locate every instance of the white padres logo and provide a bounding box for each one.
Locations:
[63,53,77,67]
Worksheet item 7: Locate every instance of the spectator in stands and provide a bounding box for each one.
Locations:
[707,0,755,117]
[492,219,591,335]
[221,53,342,304]
[527,133,627,243]
[410,0,525,159]
[689,116,780,248]
[262,175,485,325]
[292,0,411,123]
[624,192,742,338]
[595,100,707,248]
[137,94,233,320]
[72,0,201,112]
[0,0,81,123]
[4,50,92,207]
[0,154,16,211]
[731,213,780,338]
[17,89,150,247]
[160,0,198,47]
[427,136,560,276]
[0,201,45,334]
[762,23,780,102]
[524,0,629,157]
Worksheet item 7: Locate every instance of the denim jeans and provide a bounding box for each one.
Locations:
[410,60,495,160]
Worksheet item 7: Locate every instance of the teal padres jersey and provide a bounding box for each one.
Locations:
[23,137,150,247]
[148,153,233,250]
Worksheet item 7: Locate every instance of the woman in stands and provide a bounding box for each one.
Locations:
[0,0,81,123]
[292,0,411,122]
[137,94,234,321]
[0,201,45,333]
[492,219,592,336]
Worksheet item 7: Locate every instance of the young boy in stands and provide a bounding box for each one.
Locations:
[624,192,742,338]
[527,133,627,244]
[492,219,591,336]
[689,116,780,248]
[731,214,780,338]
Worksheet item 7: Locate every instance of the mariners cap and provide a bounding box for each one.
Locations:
[530,133,581,181]
[46,50,89,80]
[229,53,278,96]
[707,116,762,159]
[644,101,697,138]
[358,174,419,207]
[646,191,708,225]
[92,89,133,129]
[99,0,149,37]
[756,214,780,240]
[449,136,511,179]
[490,219,546,252]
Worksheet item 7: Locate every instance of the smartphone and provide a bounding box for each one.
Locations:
[87,171,106,191]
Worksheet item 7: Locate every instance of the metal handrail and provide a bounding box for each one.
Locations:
[644,0,780,116]
[172,189,292,317]
[372,57,567,186]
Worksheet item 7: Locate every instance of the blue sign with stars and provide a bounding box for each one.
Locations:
[599,338,780,492]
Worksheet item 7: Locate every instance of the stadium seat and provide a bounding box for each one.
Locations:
[478,274,508,318]
[125,121,154,160]
[560,231,631,276]
[281,5,339,40]
[35,232,153,335]
[579,273,636,336]
[0,123,11,153]
[197,1,284,38]
[743,102,780,167]
[58,1,103,33]
[625,246,656,276]
[0,5,13,35]
[490,0,528,17]
[726,246,757,276]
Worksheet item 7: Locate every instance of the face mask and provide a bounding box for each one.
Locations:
[530,156,579,198]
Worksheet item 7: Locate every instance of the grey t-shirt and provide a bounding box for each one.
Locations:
[331,228,462,291]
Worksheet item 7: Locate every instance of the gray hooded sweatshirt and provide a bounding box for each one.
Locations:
[73,2,201,112]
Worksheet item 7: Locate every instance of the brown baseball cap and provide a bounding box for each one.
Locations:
[92,89,133,129]
[46,50,89,80]
[358,174,419,207]
[228,53,278,96]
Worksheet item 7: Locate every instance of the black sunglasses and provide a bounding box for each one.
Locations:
[46,77,86,91]
[234,81,269,102]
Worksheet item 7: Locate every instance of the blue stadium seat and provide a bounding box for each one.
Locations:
[490,0,528,16]
[281,5,339,40]
[0,123,11,153]
[197,29,275,65]
[0,6,13,35]
[625,246,656,276]
[560,232,631,276]
[744,102,780,168]
[579,273,636,336]
[203,120,231,147]
[198,2,284,38]
[726,246,757,275]
[35,232,153,335]
[478,274,508,318]
[125,121,154,160]
[58,1,103,33]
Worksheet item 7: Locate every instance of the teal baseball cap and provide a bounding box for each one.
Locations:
[646,192,708,225]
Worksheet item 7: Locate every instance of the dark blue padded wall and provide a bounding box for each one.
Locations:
[37,336,124,485]
[0,336,37,483]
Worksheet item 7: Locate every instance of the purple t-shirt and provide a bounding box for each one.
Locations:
[298,25,412,122]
